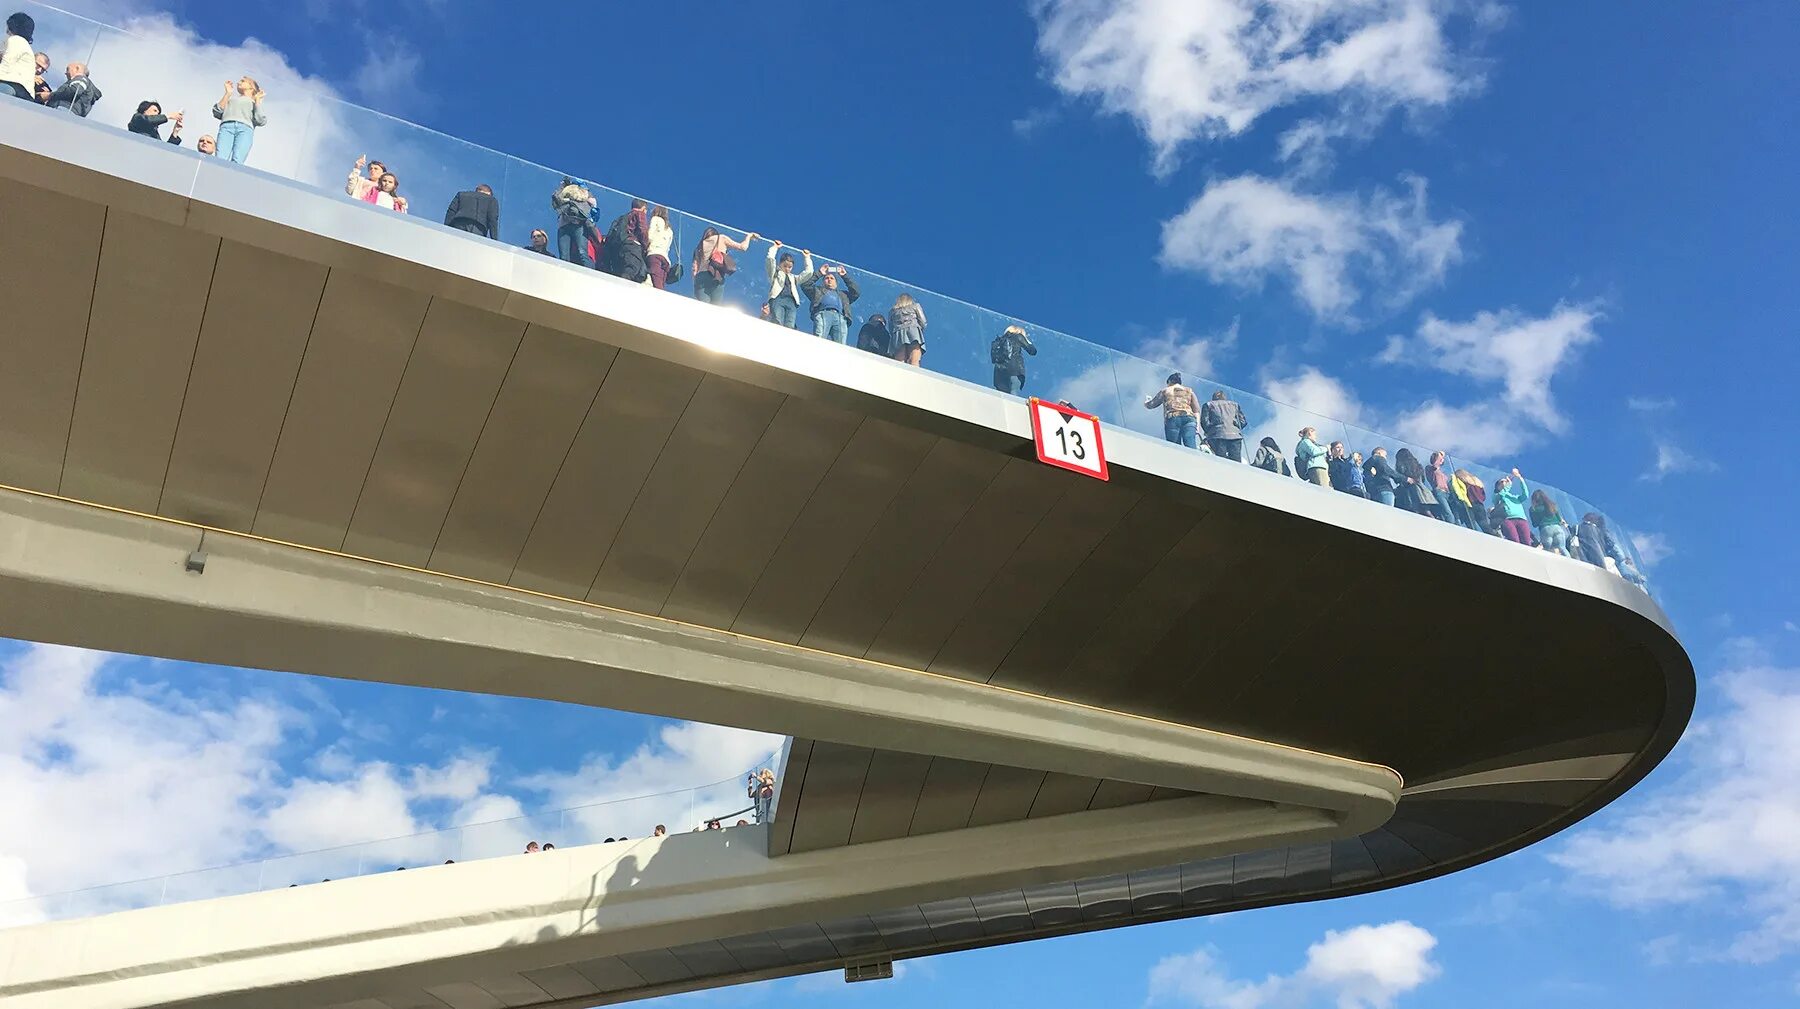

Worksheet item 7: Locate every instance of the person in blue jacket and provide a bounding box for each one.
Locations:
[1294,426,1329,486]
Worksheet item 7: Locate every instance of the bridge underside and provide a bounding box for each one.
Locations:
[0,99,1694,1009]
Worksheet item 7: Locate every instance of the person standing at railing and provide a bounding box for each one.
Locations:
[1393,448,1436,515]
[802,266,860,344]
[128,100,184,145]
[1363,447,1403,506]
[645,206,675,289]
[599,198,649,282]
[890,293,927,365]
[749,768,775,824]
[1252,437,1294,477]
[1200,390,1249,461]
[1349,449,1369,497]
[526,228,553,255]
[1575,512,1646,588]
[551,178,601,268]
[444,183,500,239]
[45,61,100,118]
[210,76,267,165]
[362,171,407,213]
[1144,373,1200,449]
[1531,489,1572,556]
[1494,469,1534,545]
[990,324,1037,394]
[1425,451,1462,526]
[1,13,36,101]
[857,313,892,356]
[764,241,814,328]
[1295,427,1329,486]
[347,155,386,200]
[1328,442,1361,496]
[693,226,755,304]
[1454,468,1492,533]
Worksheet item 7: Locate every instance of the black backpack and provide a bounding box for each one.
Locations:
[600,214,628,273]
[990,333,1011,367]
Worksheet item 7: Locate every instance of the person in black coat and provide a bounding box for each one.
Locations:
[856,313,892,357]
[443,183,500,239]
[990,324,1037,394]
[1363,447,1404,506]
[127,100,183,144]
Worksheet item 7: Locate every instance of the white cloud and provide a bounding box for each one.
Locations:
[1641,441,1718,483]
[1628,532,1672,568]
[1160,173,1461,322]
[1262,365,1366,425]
[1374,302,1602,456]
[1552,663,1800,963]
[1627,396,1676,413]
[1148,921,1440,1009]
[351,34,423,106]
[1379,303,1600,432]
[0,643,781,926]
[1031,0,1480,175]
[1011,106,1061,138]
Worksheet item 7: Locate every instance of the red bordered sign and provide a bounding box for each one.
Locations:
[1028,397,1109,481]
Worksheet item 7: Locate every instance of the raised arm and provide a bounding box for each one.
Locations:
[1144,389,1166,410]
[723,231,756,252]
[250,87,267,126]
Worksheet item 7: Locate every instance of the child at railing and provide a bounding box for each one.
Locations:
[212,76,267,165]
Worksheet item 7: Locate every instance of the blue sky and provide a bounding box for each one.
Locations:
[4,0,1800,1005]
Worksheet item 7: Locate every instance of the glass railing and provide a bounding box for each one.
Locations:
[0,752,783,928]
[4,1,1654,598]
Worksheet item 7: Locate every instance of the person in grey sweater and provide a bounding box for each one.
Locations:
[1199,389,1248,462]
[46,61,100,117]
[211,76,267,165]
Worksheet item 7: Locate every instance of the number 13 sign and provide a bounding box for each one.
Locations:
[1028,398,1109,481]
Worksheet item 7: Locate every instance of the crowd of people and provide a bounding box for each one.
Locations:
[1142,374,1648,587]
[2,9,1649,593]
[5,13,265,160]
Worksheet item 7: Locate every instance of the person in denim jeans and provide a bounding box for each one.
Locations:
[1531,489,1571,556]
[1144,373,1199,448]
[764,241,813,328]
[211,76,267,165]
[802,267,860,343]
[749,768,776,824]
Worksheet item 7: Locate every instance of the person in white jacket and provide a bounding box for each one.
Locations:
[764,241,814,329]
[1,13,36,100]
[644,205,676,289]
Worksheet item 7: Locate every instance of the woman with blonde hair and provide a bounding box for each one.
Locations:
[889,292,927,366]
[749,768,776,824]
[211,75,267,164]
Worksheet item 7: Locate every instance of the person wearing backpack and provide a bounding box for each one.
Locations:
[551,178,601,268]
[599,199,649,282]
[990,325,1037,394]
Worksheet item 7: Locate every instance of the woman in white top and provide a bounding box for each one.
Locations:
[644,205,675,289]
[1,13,36,100]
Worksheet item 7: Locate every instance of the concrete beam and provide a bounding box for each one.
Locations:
[0,794,1345,1009]
[0,488,1400,829]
